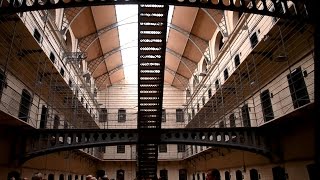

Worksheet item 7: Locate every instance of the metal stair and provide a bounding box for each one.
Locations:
[137,4,169,180]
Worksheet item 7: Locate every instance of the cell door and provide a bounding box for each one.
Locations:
[272,166,286,180]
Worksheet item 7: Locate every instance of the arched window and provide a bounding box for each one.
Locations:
[116,169,124,180]
[59,174,65,180]
[225,171,230,180]
[48,174,54,180]
[236,170,242,180]
[68,174,72,180]
[202,173,205,180]
[75,175,79,180]
[250,169,259,180]
[18,89,32,122]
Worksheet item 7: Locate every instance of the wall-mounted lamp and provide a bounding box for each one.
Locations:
[199,72,207,76]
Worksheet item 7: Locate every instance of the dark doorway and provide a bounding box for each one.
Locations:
[48,174,54,180]
[59,174,65,180]
[225,171,230,180]
[18,89,32,122]
[40,105,48,128]
[236,170,242,180]
[96,170,105,179]
[179,169,187,180]
[272,166,286,180]
[229,114,236,127]
[260,90,274,122]
[116,169,124,180]
[54,115,60,129]
[160,169,168,180]
[241,104,251,127]
[250,169,259,180]
[287,67,310,108]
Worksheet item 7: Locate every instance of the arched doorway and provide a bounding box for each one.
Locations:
[250,169,259,180]
[236,170,242,180]
[48,174,54,180]
[59,174,65,180]
[225,171,230,180]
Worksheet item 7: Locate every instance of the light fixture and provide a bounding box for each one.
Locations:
[275,54,287,62]
[199,72,207,76]
[263,34,270,41]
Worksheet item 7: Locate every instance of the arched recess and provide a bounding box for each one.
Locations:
[65,30,73,52]
[224,171,230,180]
[213,31,224,57]
[48,174,55,180]
[250,169,259,180]
[201,59,208,74]
[59,174,65,180]
[236,170,243,180]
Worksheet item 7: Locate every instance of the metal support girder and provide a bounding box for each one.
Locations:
[165,66,189,87]
[79,21,209,59]
[21,128,270,162]
[166,48,197,73]
[0,0,309,20]
[201,8,228,37]
[168,23,210,62]
[60,7,87,35]
[88,45,135,75]
[88,45,196,81]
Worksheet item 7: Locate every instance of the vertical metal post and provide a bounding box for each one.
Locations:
[314,8,320,178]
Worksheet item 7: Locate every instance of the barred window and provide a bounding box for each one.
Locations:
[159,144,167,153]
[177,144,185,152]
[117,145,125,153]
[162,109,166,122]
[176,109,184,122]
[118,109,126,122]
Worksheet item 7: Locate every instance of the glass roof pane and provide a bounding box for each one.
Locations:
[116,5,138,84]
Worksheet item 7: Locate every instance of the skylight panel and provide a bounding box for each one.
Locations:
[116,5,138,84]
